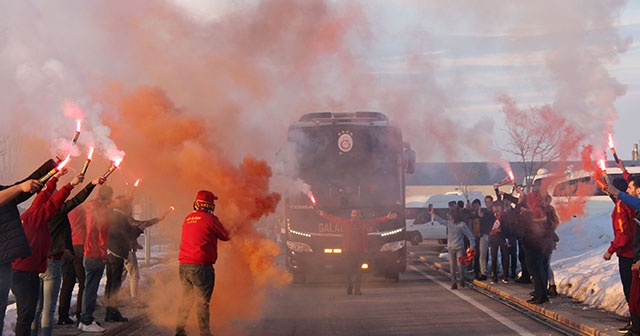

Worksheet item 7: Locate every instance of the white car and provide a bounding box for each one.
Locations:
[405,191,483,245]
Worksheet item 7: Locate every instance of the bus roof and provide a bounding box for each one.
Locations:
[293,112,390,127]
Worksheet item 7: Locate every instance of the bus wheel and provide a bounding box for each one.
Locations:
[385,272,399,283]
[292,273,306,284]
[410,232,422,246]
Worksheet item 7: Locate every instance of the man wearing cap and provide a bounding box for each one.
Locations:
[175,190,230,336]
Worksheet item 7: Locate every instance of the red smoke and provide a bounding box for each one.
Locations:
[99,86,287,333]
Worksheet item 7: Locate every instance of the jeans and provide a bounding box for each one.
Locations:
[31,259,62,336]
[479,234,489,275]
[11,270,40,336]
[525,247,550,300]
[448,248,465,283]
[0,262,13,336]
[59,246,85,320]
[80,257,105,325]
[176,264,215,336]
[489,238,509,280]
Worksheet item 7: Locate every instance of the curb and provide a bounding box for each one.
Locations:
[413,252,614,336]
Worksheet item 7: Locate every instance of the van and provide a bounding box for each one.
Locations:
[405,191,484,245]
[532,165,640,218]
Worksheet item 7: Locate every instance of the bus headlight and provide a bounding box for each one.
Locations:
[380,240,405,252]
[287,241,313,253]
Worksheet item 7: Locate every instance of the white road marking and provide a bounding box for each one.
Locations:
[409,265,535,336]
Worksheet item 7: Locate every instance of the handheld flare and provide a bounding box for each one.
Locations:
[39,154,71,183]
[80,147,94,176]
[595,178,607,193]
[599,159,609,185]
[307,191,316,206]
[71,120,81,144]
[507,171,516,186]
[608,134,620,164]
[103,159,122,179]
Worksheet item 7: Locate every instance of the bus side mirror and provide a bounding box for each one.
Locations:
[404,143,416,174]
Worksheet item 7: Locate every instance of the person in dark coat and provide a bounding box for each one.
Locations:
[104,195,168,323]
[0,159,55,334]
[520,188,555,305]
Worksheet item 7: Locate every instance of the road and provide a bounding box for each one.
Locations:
[92,243,571,336]
[240,244,565,336]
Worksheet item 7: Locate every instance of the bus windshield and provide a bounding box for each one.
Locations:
[289,125,403,209]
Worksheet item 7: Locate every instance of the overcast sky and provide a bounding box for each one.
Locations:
[1,0,638,174]
[167,0,640,163]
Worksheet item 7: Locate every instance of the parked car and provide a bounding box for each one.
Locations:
[405,191,483,245]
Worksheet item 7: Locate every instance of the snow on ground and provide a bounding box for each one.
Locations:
[553,212,629,316]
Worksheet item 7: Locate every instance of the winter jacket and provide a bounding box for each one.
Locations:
[69,206,86,246]
[619,192,640,211]
[178,210,229,265]
[12,177,73,273]
[317,210,388,253]
[84,198,111,260]
[48,182,96,257]
[607,198,636,258]
[447,221,475,250]
[107,209,158,259]
[0,159,56,264]
[470,208,495,236]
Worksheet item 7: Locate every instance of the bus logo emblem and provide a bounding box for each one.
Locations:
[338,132,353,152]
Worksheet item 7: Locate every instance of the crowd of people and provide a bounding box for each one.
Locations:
[434,157,640,336]
[435,180,560,305]
[0,157,231,336]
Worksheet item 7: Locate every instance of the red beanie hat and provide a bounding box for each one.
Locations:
[194,190,218,211]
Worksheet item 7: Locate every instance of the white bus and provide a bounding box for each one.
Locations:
[532,165,640,219]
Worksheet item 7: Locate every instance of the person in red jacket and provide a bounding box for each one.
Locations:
[77,184,113,333]
[11,168,78,336]
[175,190,230,336]
[316,208,397,295]
[604,178,636,326]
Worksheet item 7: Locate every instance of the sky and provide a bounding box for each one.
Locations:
[1,0,639,331]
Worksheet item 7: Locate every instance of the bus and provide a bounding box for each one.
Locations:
[532,164,640,219]
[283,112,415,283]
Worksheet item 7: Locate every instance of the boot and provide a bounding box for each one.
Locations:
[105,306,129,322]
[548,285,558,298]
[112,308,129,322]
[630,313,640,335]
[105,306,114,321]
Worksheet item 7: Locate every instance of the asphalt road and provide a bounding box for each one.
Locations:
[55,243,571,336]
[240,249,565,336]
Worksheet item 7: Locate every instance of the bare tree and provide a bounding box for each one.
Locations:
[451,163,481,203]
[498,95,584,191]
